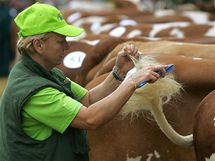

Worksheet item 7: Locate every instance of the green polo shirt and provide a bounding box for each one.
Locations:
[22,80,87,141]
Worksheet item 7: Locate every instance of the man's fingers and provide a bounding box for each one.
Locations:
[151,65,168,77]
[123,44,137,53]
[121,44,140,61]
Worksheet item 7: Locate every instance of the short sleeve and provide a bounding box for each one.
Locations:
[68,78,88,101]
[23,87,82,134]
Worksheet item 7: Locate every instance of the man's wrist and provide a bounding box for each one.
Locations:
[112,66,126,81]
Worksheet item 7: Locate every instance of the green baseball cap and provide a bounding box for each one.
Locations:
[14,2,84,37]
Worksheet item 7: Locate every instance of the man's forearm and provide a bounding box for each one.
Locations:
[88,72,122,104]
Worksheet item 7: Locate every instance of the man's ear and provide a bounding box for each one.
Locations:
[32,39,44,54]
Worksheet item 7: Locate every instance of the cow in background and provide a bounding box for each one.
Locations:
[87,40,215,81]
[60,4,215,159]
[57,35,215,87]
[91,22,215,39]
[56,34,126,86]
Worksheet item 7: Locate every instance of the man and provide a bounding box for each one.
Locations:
[0,2,167,161]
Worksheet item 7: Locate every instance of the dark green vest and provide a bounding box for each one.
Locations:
[0,54,89,161]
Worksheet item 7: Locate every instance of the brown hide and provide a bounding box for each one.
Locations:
[57,35,126,86]
[77,36,154,84]
[86,58,212,161]
[63,10,193,28]
[165,36,215,44]
[96,23,213,38]
[84,36,215,82]
[113,0,139,9]
[155,55,215,88]
[196,3,215,12]
[62,6,145,22]
[88,41,215,81]
[80,36,126,85]
[85,42,215,161]
[85,59,105,84]
[88,109,196,161]
[85,40,215,85]
[86,54,215,90]
[128,36,215,44]
[133,14,192,24]
[135,41,215,59]
[104,41,215,59]
[193,90,215,161]
[86,73,108,90]
[155,24,212,38]
[86,40,215,86]
[57,41,93,85]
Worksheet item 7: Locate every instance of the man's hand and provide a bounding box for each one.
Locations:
[125,64,168,89]
[115,44,140,78]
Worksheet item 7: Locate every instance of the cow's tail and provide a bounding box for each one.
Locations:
[151,97,193,147]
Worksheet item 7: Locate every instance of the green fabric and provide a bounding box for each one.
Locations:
[0,54,89,161]
[14,2,84,37]
[23,81,87,140]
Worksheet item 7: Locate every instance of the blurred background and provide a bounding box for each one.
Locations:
[0,0,215,97]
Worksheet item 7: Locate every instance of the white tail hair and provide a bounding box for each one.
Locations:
[120,55,193,147]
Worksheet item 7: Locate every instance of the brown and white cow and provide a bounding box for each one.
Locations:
[57,33,215,87]
[91,22,215,39]
[60,3,215,160]
[85,41,215,161]
[87,40,215,80]
[56,34,127,86]
[193,91,215,161]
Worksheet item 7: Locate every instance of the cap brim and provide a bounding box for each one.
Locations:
[54,25,84,37]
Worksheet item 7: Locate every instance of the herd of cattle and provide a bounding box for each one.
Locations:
[10,0,215,161]
[55,1,215,161]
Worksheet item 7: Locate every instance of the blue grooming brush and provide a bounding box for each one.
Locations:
[137,64,174,88]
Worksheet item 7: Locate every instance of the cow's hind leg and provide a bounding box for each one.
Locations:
[193,90,215,161]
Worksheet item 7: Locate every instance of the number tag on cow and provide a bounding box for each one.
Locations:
[63,51,86,69]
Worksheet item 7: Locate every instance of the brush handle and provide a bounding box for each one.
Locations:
[137,64,174,88]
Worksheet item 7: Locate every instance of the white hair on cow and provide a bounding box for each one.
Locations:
[145,150,160,161]
[205,24,215,37]
[81,39,100,46]
[213,117,215,126]
[119,19,138,26]
[67,12,82,24]
[154,9,176,17]
[109,26,126,37]
[127,29,142,39]
[72,16,107,28]
[206,153,215,161]
[192,57,203,60]
[149,22,190,38]
[120,55,182,119]
[94,23,117,35]
[182,11,209,24]
[120,55,193,147]
[170,28,185,38]
[126,155,142,161]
